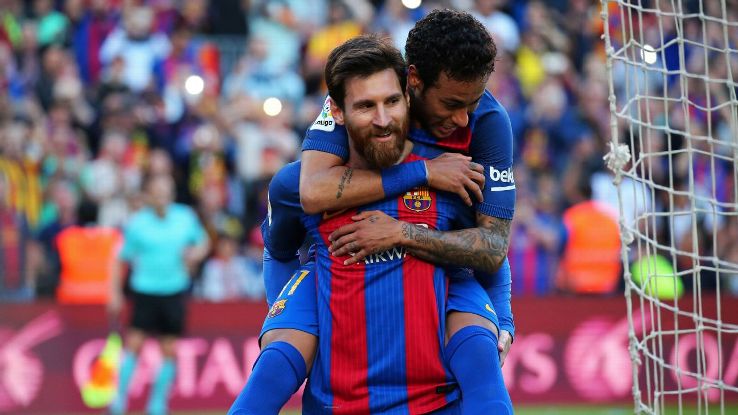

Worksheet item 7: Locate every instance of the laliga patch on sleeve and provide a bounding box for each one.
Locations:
[310,96,335,132]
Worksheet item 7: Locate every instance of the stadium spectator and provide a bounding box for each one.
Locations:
[55,203,123,304]
[0,172,33,301]
[372,0,422,52]
[717,216,738,295]
[509,168,563,296]
[472,0,520,52]
[556,172,621,295]
[99,6,171,93]
[32,0,69,47]
[66,0,117,85]
[197,227,264,302]
[80,130,137,227]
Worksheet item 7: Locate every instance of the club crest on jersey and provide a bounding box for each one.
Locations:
[403,187,432,212]
[267,299,287,318]
[310,97,335,132]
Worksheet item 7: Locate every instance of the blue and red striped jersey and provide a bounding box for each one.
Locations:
[302,91,516,220]
[301,144,473,414]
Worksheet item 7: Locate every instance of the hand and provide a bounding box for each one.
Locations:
[498,329,513,367]
[183,247,206,273]
[329,211,403,265]
[425,153,485,206]
[107,291,123,317]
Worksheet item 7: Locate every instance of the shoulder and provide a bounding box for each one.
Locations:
[472,90,511,125]
[270,161,302,202]
[171,203,195,215]
[468,90,514,156]
[171,204,201,223]
[271,161,302,190]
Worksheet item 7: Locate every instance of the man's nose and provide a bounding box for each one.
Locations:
[450,108,469,128]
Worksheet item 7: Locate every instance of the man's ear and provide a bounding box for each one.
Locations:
[329,97,344,125]
[407,65,423,92]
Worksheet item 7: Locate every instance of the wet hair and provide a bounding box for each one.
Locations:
[325,34,407,109]
[405,9,497,88]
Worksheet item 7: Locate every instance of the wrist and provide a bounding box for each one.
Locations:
[400,221,421,247]
[381,161,427,198]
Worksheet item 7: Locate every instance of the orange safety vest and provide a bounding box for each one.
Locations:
[557,201,621,294]
[56,226,122,304]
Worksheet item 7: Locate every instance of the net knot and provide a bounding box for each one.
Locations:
[621,226,635,245]
[604,142,631,183]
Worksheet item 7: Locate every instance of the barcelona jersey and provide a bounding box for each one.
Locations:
[303,90,516,221]
[301,143,475,414]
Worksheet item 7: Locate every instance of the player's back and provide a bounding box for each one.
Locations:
[302,145,471,414]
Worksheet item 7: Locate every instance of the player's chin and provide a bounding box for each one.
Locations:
[434,125,456,138]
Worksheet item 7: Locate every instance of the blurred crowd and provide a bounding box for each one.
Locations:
[0,0,736,303]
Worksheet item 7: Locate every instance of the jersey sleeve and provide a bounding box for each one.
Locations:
[301,96,350,160]
[262,162,307,261]
[469,92,516,220]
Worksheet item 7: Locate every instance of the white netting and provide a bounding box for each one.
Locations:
[602,0,738,414]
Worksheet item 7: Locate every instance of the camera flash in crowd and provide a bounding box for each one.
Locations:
[185,75,205,95]
[402,0,422,9]
[263,97,283,117]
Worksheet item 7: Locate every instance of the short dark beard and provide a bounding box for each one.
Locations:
[347,116,409,169]
[361,136,405,169]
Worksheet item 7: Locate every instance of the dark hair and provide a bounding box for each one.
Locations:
[325,34,407,109]
[405,9,497,88]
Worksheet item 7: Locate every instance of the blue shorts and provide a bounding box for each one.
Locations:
[260,263,499,341]
[260,261,319,339]
[447,269,500,335]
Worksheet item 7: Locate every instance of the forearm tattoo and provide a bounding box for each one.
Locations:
[402,215,511,273]
[336,167,354,200]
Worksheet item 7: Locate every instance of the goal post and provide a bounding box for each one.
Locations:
[601,0,738,414]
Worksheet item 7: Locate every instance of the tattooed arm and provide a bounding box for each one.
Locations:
[299,151,386,214]
[330,211,510,274]
[400,213,511,274]
[299,150,485,214]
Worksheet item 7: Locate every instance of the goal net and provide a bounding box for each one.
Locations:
[601,0,738,413]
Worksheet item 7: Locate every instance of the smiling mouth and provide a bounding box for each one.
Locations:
[437,125,455,135]
[373,130,393,141]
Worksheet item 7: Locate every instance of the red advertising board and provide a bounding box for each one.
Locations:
[1,296,737,414]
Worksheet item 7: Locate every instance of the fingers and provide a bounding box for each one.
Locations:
[329,222,359,242]
[351,211,376,221]
[351,212,372,222]
[499,349,509,367]
[469,161,484,174]
[465,177,484,203]
[452,182,474,206]
[470,170,485,188]
[330,235,356,256]
[344,249,369,265]
[498,331,512,367]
